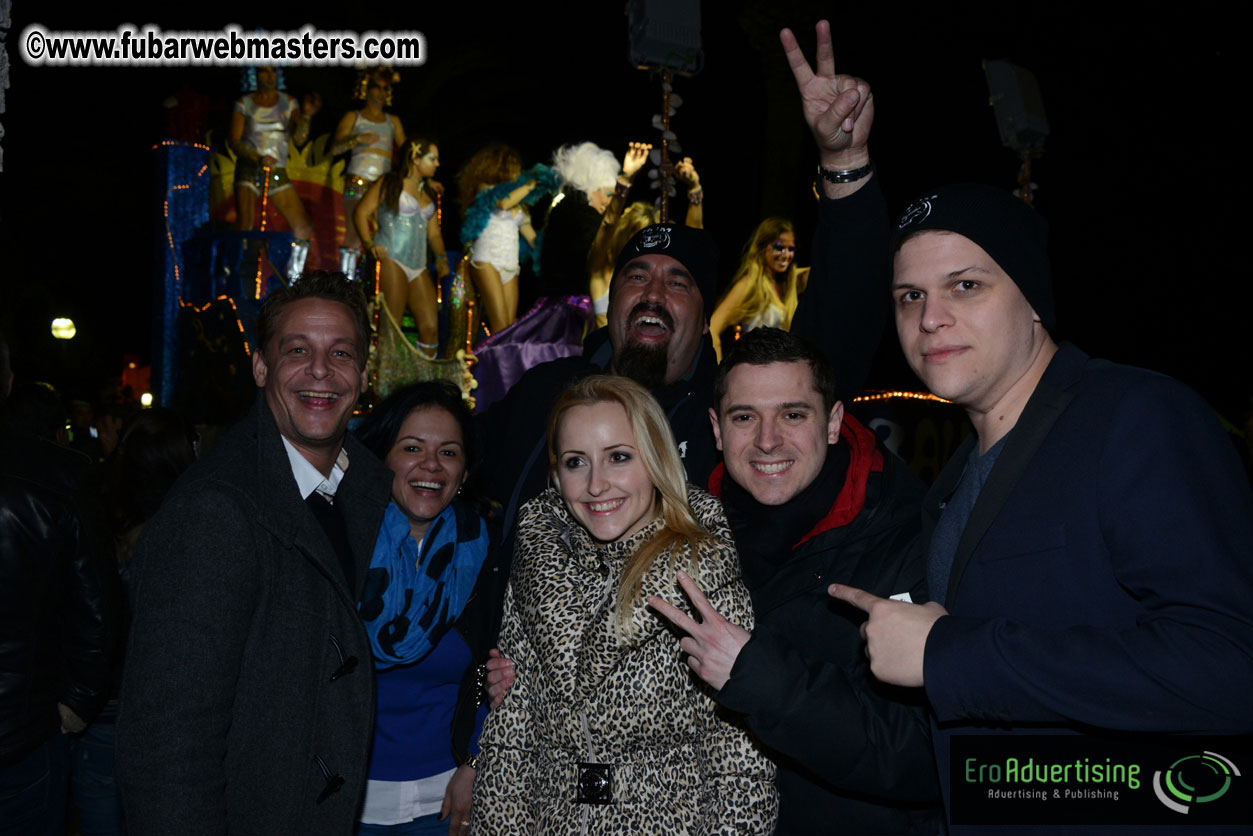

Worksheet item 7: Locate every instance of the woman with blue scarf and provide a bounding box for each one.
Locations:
[355,382,502,836]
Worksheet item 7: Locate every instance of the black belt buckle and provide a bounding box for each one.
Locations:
[575,762,613,804]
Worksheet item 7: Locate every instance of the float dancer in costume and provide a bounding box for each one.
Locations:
[709,218,810,362]
[355,138,449,358]
[585,151,703,328]
[228,64,322,280]
[333,66,406,278]
[457,146,556,333]
[535,142,621,299]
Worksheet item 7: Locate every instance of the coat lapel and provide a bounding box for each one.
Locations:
[335,434,392,601]
[941,344,1084,609]
[250,398,384,607]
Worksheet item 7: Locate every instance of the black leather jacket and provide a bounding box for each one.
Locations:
[0,431,116,767]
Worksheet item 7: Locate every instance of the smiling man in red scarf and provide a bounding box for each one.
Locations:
[651,327,941,835]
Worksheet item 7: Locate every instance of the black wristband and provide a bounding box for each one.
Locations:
[817,159,875,184]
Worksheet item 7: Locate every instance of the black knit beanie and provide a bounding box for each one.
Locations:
[890,184,1055,330]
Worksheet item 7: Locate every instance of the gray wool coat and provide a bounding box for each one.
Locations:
[117,396,392,836]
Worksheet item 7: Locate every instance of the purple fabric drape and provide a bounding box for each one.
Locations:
[472,296,592,413]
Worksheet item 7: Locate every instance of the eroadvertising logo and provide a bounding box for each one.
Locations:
[1153,751,1240,815]
[950,736,1251,826]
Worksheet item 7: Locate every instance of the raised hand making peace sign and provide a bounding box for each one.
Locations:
[648,570,752,691]
[780,20,874,198]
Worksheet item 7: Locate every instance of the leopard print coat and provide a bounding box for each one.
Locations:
[471,486,777,835]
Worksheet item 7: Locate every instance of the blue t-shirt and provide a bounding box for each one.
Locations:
[927,434,1009,605]
[367,627,487,782]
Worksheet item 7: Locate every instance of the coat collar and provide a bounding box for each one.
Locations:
[247,394,391,603]
[929,342,1085,609]
[709,415,891,616]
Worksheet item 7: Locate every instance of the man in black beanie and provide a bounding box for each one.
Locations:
[604,222,718,389]
[832,184,1253,833]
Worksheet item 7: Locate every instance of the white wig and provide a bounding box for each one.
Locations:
[551,142,620,194]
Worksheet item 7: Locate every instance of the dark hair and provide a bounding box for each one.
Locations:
[254,270,371,365]
[107,408,198,538]
[356,380,478,473]
[713,327,838,415]
[0,381,66,441]
[380,137,437,213]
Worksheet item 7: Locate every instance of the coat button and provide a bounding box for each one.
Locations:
[330,656,358,681]
[317,774,344,803]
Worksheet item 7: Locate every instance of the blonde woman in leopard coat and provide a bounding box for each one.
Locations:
[471,376,777,836]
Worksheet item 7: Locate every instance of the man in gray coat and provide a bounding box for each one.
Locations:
[117,272,392,835]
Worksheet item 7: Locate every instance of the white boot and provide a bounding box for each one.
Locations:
[287,238,310,282]
[338,247,360,280]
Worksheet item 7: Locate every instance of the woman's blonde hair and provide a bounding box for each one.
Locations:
[719,217,806,331]
[547,375,712,636]
[586,201,657,279]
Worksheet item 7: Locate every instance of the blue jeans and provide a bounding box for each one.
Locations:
[0,733,70,836]
[357,813,451,835]
[70,722,124,836]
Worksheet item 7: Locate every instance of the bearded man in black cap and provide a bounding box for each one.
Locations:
[480,201,882,543]
[475,222,722,545]
[830,184,1253,833]
[477,26,884,549]
[480,17,888,709]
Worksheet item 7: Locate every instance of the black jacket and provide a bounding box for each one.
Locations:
[117,398,392,835]
[535,188,603,299]
[0,431,117,768]
[716,417,942,835]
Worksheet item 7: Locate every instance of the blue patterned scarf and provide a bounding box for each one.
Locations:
[359,500,490,669]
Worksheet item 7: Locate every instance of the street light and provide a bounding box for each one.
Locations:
[51,318,77,339]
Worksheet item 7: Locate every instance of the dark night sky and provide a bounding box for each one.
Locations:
[2,1,1247,423]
